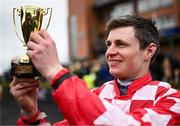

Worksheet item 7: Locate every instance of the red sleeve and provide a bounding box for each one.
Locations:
[50,69,106,125]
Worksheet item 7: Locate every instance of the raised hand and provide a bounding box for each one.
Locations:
[27,30,63,81]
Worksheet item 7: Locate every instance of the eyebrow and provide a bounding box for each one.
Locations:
[105,39,129,44]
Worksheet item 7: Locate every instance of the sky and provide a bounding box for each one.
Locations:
[0,0,69,74]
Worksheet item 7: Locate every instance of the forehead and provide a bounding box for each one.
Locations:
[106,26,138,43]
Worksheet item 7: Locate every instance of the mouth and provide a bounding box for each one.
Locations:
[108,60,122,66]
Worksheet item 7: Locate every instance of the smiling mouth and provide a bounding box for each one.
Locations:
[108,60,121,65]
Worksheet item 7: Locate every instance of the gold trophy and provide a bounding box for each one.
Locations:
[11,6,52,77]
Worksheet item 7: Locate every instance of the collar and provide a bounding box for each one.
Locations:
[114,73,152,97]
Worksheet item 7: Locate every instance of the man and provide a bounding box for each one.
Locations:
[10,15,180,125]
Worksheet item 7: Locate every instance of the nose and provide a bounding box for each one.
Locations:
[105,45,117,58]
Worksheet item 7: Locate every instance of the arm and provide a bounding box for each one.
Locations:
[50,69,106,125]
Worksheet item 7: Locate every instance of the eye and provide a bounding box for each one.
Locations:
[116,41,128,48]
[105,41,111,47]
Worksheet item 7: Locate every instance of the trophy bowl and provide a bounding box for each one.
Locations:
[11,6,52,78]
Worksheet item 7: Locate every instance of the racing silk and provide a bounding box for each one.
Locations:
[17,68,180,125]
[51,69,180,125]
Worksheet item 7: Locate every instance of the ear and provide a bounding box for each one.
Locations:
[144,43,157,61]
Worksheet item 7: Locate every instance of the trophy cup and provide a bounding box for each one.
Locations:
[11,6,52,77]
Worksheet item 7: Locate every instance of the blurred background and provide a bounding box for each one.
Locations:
[0,0,180,125]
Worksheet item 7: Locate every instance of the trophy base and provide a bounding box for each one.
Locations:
[11,59,40,78]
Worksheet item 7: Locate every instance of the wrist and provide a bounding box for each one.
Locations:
[50,68,71,89]
[46,64,64,81]
[20,105,38,120]
[20,103,39,120]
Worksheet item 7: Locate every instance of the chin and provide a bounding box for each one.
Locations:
[109,69,121,77]
[110,68,129,79]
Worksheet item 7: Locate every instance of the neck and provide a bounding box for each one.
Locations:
[117,78,132,86]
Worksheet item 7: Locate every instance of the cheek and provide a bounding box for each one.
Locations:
[126,52,142,69]
[105,51,108,59]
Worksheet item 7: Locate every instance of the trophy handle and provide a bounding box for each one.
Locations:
[13,8,26,46]
[43,8,52,30]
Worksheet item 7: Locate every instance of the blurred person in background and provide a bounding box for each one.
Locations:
[0,84,2,101]
[162,54,173,82]
[150,52,165,80]
[10,15,180,125]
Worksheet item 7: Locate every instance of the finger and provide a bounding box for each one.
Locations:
[29,32,45,44]
[39,29,53,42]
[10,81,39,95]
[12,83,39,94]
[20,79,40,87]
[11,86,37,99]
[27,48,44,61]
[27,49,35,59]
[10,77,40,89]
[10,77,16,88]
[10,77,27,87]
[14,78,39,84]
[18,82,40,89]
[27,41,40,51]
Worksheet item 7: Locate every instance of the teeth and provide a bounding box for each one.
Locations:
[109,60,120,65]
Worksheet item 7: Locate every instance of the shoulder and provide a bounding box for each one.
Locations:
[155,81,177,94]
[147,81,174,91]
[137,81,178,101]
[151,81,179,101]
